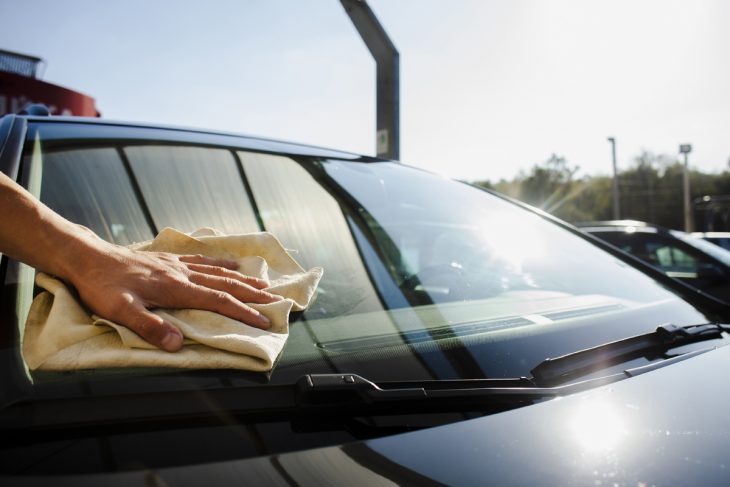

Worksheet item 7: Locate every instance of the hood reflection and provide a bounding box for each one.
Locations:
[570,401,628,454]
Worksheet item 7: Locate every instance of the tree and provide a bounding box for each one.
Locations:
[516,154,578,210]
[470,151,730,231]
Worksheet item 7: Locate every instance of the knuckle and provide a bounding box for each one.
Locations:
[223,277,243,289]
[213,290,234,306]
[107,293,135,315]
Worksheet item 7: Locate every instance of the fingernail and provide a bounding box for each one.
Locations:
[161,329,183,352]
[259,314,271,328]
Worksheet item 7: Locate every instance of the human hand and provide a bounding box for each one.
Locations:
[67,244,282,352]
[1,172,283,352]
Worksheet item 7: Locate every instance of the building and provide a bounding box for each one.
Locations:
[0,48,99,117]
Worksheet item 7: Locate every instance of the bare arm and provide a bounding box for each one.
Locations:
[0,172,281,352]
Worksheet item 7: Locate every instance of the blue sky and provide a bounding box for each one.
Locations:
[2,0,729,181]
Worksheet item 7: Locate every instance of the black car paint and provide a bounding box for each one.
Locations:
[2,344,729,486]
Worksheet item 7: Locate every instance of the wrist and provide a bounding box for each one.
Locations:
[42,220,114,284]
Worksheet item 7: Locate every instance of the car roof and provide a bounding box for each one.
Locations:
[19,114,378,162]
[691,231,730,238]
[574,220,670,234]
[575,220,655,228]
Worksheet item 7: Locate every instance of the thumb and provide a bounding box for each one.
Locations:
[116,302,184,352]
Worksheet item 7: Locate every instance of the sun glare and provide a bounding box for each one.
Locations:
[570,401,627,454]
[481,214,546,271]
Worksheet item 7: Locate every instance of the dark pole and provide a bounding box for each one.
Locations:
[607,137,620,219]
[340,0,400,160]
[680,144,693,232]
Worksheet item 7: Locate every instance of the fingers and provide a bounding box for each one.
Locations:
[91,252,281,353]
[179,254,239,270]
[187,272,282,306]
[116,301,184,352]
[185,263,269,289]
[182,285,273,329]
[177,254,271,290]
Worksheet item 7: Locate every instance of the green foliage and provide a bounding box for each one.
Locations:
[472,151,730,230]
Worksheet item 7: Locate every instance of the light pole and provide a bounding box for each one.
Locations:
[680,144,693,232]
[607,137,620,220]
[341,0,399,160]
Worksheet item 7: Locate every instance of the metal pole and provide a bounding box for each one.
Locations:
[680,144,693,232]
[683,152,692,232]
[340,0,400,160]
[608,137,620,220]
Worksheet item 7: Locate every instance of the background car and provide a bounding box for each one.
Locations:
[691,231,730,251]
[3,113,730,485]
[577,220,730,303]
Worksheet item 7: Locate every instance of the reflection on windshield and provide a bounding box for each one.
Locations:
[323,160,674,314]
[277,159,710,381]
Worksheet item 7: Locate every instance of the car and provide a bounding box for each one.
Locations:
[576,220,730,304]
[691,231,730,252]
[3,112,730,485]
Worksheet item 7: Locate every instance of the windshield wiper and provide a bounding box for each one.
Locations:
[295,373,626,412]
[530,323,730,386]
[4,323,726,441]
[298,323,729,410]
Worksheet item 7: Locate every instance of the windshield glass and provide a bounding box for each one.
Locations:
[324,161,672,308]
[11,122,714,389]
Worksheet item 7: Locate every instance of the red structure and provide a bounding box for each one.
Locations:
[0,49,99,117]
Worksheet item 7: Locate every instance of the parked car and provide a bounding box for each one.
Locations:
[691,231,730,251]
[577,220,730,304]
[3,113,730,485]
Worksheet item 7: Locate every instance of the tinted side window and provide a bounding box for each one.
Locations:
[125,146,260,235]
[651,242,696,269]
[639,235,715,272]
[608,233,717,273]
[39,148,154,245]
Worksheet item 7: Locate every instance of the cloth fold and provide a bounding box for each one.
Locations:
[22,228,323,372]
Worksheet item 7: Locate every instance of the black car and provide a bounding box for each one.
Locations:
[577,220,730,303]
[3,114,730,485]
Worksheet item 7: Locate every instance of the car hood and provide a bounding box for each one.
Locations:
[5,342,730,486]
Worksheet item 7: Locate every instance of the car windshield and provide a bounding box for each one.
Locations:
[5,122,715,391]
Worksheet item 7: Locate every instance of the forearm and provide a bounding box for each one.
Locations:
[0,171,104,281]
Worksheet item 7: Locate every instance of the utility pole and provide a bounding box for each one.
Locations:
[680,144,693,232]
[340,0,400,160]
[607,137,620,220]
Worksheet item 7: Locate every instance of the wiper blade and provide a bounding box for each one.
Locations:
[299,325,728,408]
[530,323,730,386]
[295,373,624,410]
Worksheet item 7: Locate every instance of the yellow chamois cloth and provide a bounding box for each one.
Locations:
[22,228,323,372]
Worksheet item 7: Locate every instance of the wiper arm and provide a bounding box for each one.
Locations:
[295,373,624,411]
[530,323,730,387]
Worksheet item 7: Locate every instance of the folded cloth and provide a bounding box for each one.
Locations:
[22,228,323,372]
